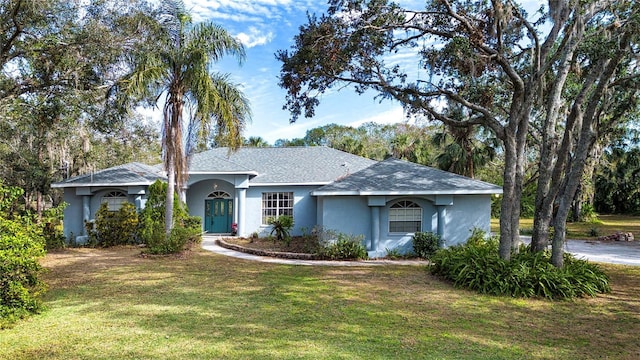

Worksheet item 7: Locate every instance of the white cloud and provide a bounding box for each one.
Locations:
[235,27,275,48]
[347,106,411,128]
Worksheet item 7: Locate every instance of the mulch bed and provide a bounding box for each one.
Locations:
[217,236,320,260]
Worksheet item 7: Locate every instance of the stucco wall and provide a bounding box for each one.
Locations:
[318,194,493,256]
[61,187,140,242]
[185,179,319,236]
[443,195,493,246]
[319,196,371,240]
[62,191,84,239]
[245,186,318,237]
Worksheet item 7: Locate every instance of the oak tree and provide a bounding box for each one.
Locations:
[278,0,640,266]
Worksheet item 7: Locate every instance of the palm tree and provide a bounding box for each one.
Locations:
[431,125,497,179]
[116,1,251,235]
[244,136,270,147]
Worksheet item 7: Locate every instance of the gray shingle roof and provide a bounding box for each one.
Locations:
[52,149,503,195]
[188,147,377,184]
[312,158,503,195]
[51,162,166,188]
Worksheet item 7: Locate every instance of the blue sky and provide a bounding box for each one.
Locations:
[167,0,543,144]
[178,0,427,144]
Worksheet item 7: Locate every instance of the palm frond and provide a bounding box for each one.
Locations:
[186,22,246,64]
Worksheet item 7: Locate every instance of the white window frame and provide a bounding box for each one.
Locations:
[389,200,422,233]
[261,192,294,225]
[101,191,128,211]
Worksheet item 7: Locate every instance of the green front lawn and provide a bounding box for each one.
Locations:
[2,246,639,359]
[491,214,640,239]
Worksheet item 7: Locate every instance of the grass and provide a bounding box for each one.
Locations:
[491,214,640,239]
[2,246,640,359]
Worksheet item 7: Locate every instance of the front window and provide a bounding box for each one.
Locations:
[101,191,128,211]
[262,192,293,224]
[389,200,422,233]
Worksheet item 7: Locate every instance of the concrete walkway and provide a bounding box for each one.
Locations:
[201,235,640,266]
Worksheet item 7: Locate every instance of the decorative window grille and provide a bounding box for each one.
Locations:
[207,191,231,199]
[101,191,128,211]
[389,200,422,233]
[261,192,293,224]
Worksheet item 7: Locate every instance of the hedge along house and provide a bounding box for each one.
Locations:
[53,147,502,256]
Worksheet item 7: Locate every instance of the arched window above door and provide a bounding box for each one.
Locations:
[389,200,422,233]
[207,191,231,199]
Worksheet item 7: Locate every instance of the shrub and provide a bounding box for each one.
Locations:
[430,230,610,299]
[146,225,199,255]
[89,202,139,247]
[268,215,294,246]
[385,247,403,259]
[412,232,440,259]
[181,216,202,243]
[298,225,336,254]
[42,203,67,250]
[0,184,47,328]
[318,233,368,260]
[138,180,201,254]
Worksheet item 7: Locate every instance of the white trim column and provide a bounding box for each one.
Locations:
[233,193,239,228]
[370,206,380,251]
[237,188,247,237]
[436,205,446,247]
[367,196,386,252]
[82,195,91,236]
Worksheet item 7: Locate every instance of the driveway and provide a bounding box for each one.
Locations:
[202,235,640,266]
[520,236,640,266]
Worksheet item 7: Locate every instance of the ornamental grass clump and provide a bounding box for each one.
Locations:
[429,230,610,300]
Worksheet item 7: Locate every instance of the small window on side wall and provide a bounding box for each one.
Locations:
[102,191,128,211]
[389,200,422,233]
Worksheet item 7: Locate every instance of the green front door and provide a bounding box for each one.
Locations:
[204,199,233,233]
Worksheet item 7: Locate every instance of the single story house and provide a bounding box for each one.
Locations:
[52,147,502,256]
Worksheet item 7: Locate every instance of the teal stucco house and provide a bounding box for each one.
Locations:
[52,147,502,257]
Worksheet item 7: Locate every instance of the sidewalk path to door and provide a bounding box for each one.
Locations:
[202,235,640,266]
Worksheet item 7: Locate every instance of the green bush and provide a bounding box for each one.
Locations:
[268,215,294,246]
[42,203,67,250]
[430,231,610,299]
[412,232,440,259]
[318,233,368,260]
[138,180,201,254]
[0,184,47,328]
[89,202,139,247]
[182,216,203,243]
[146,226,199,255]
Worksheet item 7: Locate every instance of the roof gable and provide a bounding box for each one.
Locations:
[312,158,503,195]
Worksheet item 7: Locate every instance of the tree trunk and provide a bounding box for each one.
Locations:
[165,157,175,237]
[498,134,519,260]
[36,191,43,220]
[570,185,582,222]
